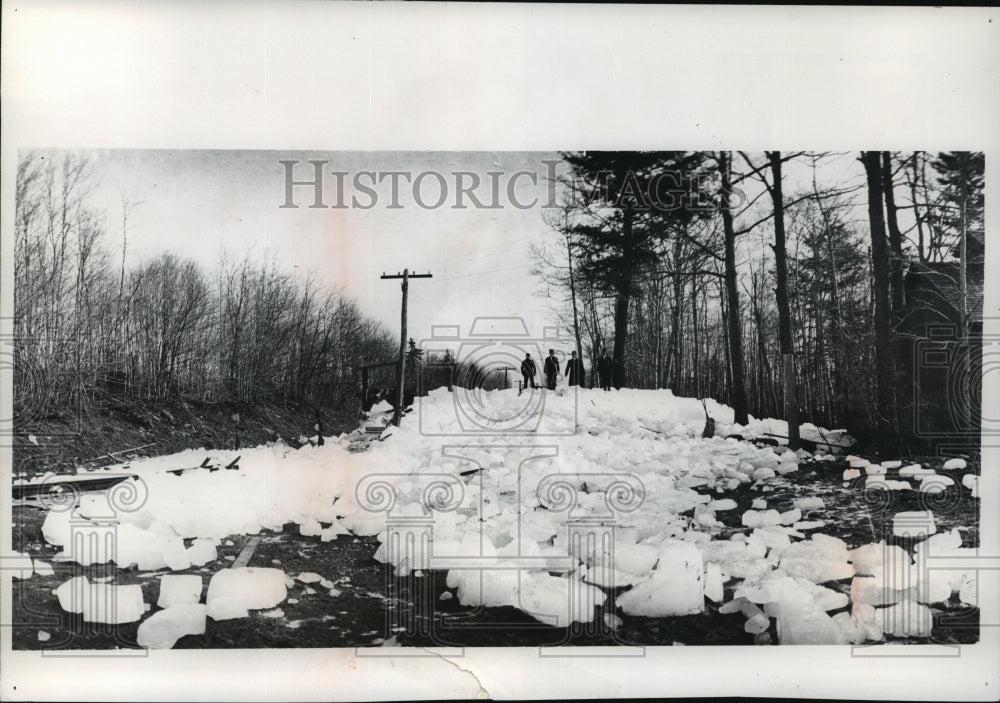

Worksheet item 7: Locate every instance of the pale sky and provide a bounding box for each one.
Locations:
[79,149,567,347]
[62,148,886,353]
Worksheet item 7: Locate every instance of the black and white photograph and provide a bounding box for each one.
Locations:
[2,3,997,701]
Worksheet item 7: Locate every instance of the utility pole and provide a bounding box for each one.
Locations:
[381,269,433,426]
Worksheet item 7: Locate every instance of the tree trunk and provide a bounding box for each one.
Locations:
[768,151,800,449]
[719,152,749,425]
[881,152,905,323]
[861,151,896,440]
[611,207,634,389]
[566,230,584,364]
[718,277,733,407]
[691,281,701,398]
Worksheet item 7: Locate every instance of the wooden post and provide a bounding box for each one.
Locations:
[380,269,433,426]
[394,269,409,426]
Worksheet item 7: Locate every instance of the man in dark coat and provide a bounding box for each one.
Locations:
[597,350,613,391]
[565,350,585,387]
[520,352,537,390]
[543,349,560,390]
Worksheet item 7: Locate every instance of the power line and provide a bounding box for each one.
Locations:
[434,263,530,282]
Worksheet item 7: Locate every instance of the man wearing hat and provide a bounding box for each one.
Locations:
[543,349,560,390]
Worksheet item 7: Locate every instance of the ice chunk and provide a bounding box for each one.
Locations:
[851,576,906,607]
[892,511,936,538]
[8,552,33,579]
[881,460,902,469]
[157,575,203,608]
[912,529,962,557]
[744,612,770,634]
[369,400,393,414]
[740,600,765,619]
[958,574,977,606]
[793,520,826,530]
[831,612,868,644]
[320,521,350,542]
[57,581,146,624]
[865,464,886,476]
[612,543,659,577]
[137,604,207,649]
[616,540,704,617]
[186,539,217,567]
[843,468,861,480]
[745,530,767,558]
[719,597,747,614]
[742,509,782,528]
[55,576,89,613]
[743,575,851,645]
[160,536,192,571]
[755,527,791,551]
[704,562,724,603]
[918,570,958,605]
[792,497,825,511]
[299,518,323,537]
[941,458,966,470]
[850,542,910,580]
[778,534,854,583]
[751,452,781,470]
[879,599,933,637]
[518,572,606,627]
[137,551,167,572]
[206,568,287,620]
[780,557,854,583]
[779,508,801,526]
[847,456,870,468]
[899,464,934,478]
[918,475,954,493]
[851,602,884,642]
[962,474,978,497]
[778,609,848,644]
[773,463,795,477]
[88,584,145,624]
[751,498,767,510]
[866,478,911,490]
[708,499,737,511]
[752,468,775,481]
[296,572,324,584]
[41,510,71,546]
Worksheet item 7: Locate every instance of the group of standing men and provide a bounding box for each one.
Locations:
[520,349,614,392]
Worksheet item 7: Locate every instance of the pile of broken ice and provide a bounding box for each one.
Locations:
[36,387,977,645]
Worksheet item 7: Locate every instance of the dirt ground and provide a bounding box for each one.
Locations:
[10,451,980,650]
[13,397,358,478]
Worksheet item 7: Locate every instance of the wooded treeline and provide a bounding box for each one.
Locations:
[534,151,985,448]
[13,152,398,423]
